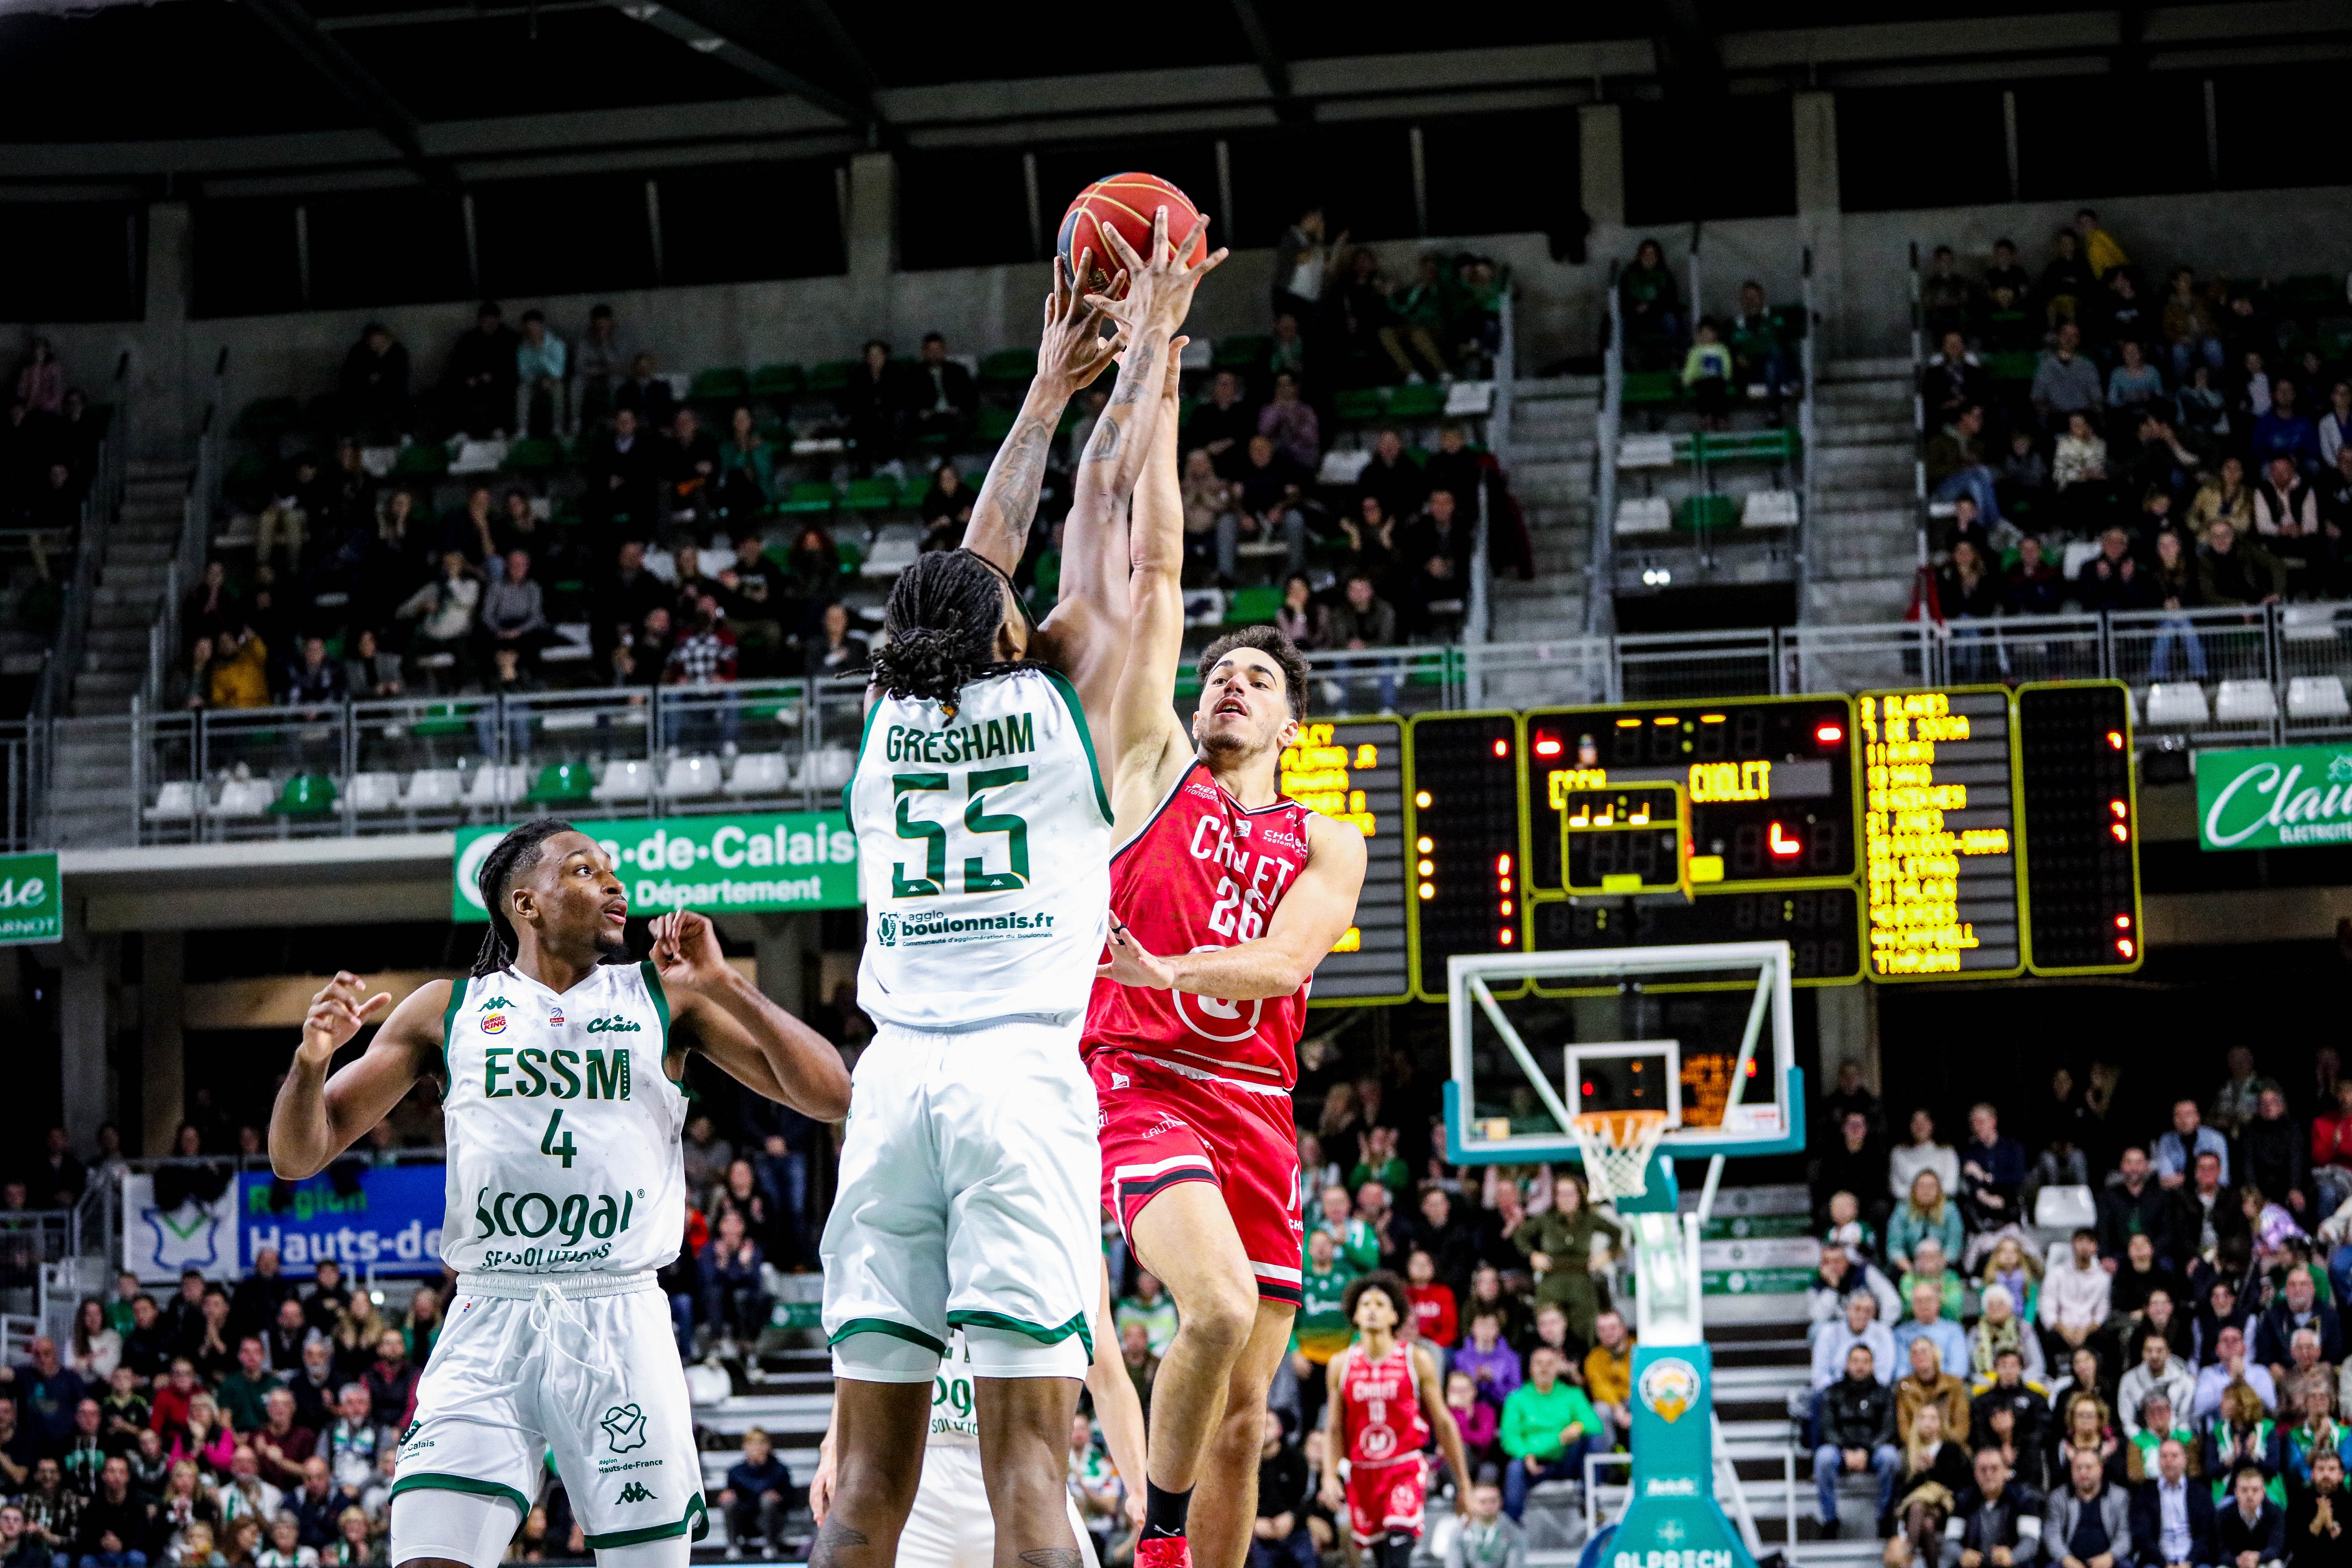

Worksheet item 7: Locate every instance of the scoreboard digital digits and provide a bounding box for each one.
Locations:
[1302,682,2141,1006]
[1403,712,1523,1001]
[1285,718,1411,1002]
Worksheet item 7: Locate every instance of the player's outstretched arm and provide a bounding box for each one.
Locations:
[650,912,852,1120]
[269,973,445,1180]
[1085,1256,1149,1531]
[960,249,1120,579]
[1416,1342,1474,1516]
[1104,813,1366,999]
[1102,331,1200,829]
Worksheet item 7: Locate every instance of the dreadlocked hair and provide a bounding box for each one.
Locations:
[472,817,579,976]
[869,549,1018,714]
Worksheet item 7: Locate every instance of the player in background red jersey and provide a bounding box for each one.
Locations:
[1319,1272,1469,1568]
[1087,323,1369,1568]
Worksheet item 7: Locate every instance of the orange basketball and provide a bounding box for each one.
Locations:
[1057,172,1206,298]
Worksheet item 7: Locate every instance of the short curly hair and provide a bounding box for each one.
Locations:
[1196,624,1310,721]
[1341,1268,1409,1325]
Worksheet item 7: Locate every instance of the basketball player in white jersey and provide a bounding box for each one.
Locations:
[809,1264,1146,1568]
[817,210,1222,1568]
[268,819,851,1568]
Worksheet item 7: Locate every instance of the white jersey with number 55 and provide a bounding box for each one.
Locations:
[436,959,688,1276]
[847,667,1112,1030]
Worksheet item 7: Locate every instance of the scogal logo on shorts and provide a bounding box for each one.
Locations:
[876,913,898,947]
[1638,1358,1702,1423]
[601,1404,648,1453]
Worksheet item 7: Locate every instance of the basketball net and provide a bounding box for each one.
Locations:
[1571,1110,1671,1202]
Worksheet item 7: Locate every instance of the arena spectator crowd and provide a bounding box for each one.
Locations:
[1910,212,2352,642]
[1804,1045,2352,1563]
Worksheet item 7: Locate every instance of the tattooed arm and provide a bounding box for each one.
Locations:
[1040,207,1226,731]
[959,250,1119,578]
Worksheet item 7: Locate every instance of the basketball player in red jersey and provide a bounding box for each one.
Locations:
[1084,336,1369,1568]
[1318,1272,1469,1568]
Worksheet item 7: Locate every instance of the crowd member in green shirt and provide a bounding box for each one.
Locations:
[1293,1229,1359,1370]
[1498,1346,1599,1521]
[1617,239,1682,370]
[1316,1183,1386,1274]
[1115,1270,1180,1358]
[1348,1128,1410,1198]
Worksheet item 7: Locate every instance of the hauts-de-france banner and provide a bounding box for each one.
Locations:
[2196,745,2352,851]
[453,812,861,921]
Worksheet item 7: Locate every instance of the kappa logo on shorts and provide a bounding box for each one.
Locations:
[397,1421,421,1449]
[600,1404,649,1453]
[615,1481,657,1505]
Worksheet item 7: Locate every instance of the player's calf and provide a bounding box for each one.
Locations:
[811,1382,930,1568]
[974,1377,1086,1568]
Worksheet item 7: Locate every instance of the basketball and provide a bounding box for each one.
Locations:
[1057,172,1206,297]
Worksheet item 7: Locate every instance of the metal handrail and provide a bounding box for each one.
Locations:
[1796,248,1820,623]
[1465,283,1512,654]
[1907,240,1931,573]
[1591,265,1624,639]
[30,356,131,732]
[34,601,2352,847]
[147,347,228,713]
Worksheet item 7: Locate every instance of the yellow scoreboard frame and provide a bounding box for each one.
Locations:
[1299,683,2141,1007]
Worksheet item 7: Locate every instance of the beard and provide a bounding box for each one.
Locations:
[592,922,628,955]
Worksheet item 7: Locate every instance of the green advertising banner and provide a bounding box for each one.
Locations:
[2196,745,2352,852]
[453,814,860,922]
[0,851,62,945]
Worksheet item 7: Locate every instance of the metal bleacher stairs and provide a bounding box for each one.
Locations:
[685,1185,1853,1566]
[1801,359,1920,627]
[1489,376,1600,642]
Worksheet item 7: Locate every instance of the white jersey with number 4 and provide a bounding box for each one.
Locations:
[436,960,688,1276]
[848,667,1112,1030]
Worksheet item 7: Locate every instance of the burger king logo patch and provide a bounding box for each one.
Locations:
[481,1013,507,1035]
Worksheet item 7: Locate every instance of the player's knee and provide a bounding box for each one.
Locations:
[1180,1278,1257,1358]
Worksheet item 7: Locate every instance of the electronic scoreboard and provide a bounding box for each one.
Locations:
[1289,681,2143,1004]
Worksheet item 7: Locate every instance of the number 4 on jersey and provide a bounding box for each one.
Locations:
[539,1109,578,1168]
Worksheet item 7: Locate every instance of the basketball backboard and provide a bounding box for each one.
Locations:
[1443,940,1805,1167]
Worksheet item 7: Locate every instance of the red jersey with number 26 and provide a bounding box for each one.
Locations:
[1084,761,1316,1089]
[1339,1341,1431,1470]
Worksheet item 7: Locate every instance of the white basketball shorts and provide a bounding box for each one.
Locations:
[821,1016,1100,1381]
[389,1271,705,1559]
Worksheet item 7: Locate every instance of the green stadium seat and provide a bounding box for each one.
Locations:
[844,477,898,512]
[412,703,469,738]
[504,438,562,471]
[1387,384,1446,419]
[976,406,1016,444]
[1333,388,1388,422]
[806,360,856,393]
[834,538,865,572]
[527,761,595,805]
[232,396,300,438]
[1985,352,2037,383]
[1698,429,1798,464]
[393,443,449,477]
[1621,371,1680,405]
[265,774,337,817]
[1213,335,1270,370]
[749,363,804,400]
[978,350,1034,386]
[688,368,749,404]
[1225,585,1283,626]
[1673,494,1740,533]
[775,481,838,516]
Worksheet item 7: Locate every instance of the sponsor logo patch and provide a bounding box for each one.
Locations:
[615,1481,656,1505]
[601,1404,648,1453]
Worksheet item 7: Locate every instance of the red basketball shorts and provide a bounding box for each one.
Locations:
[1089,1047,1304,1307]
[1345,1456,1428,1544]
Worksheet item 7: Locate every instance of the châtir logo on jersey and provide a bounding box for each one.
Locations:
[615,1481,656,1505]
[601,1404,648,1453]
